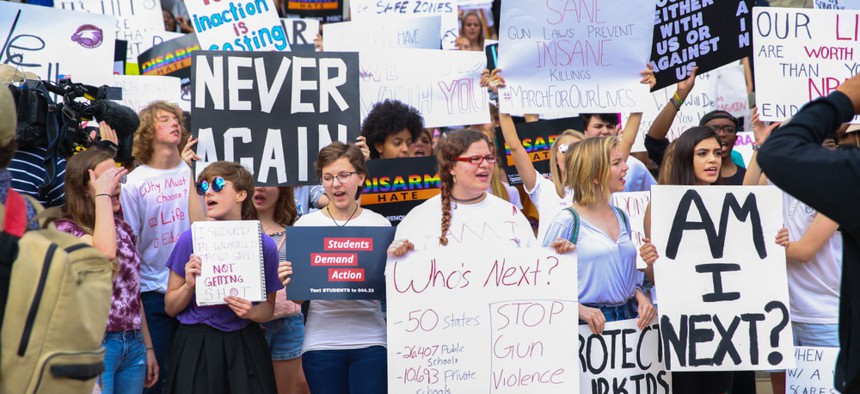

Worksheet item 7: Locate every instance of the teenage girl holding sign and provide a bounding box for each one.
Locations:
[163,161,283,393]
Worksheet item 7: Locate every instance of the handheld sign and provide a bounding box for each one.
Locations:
[649,0,753,91]
[612,192,651,270]
[323,15,442,51]
[112,75,185,113]
[281,18,320,52]
[753,7,860,122]
[497,0,655,115]
[578,319,672,393]
[350,0,458,49]
[0,2,116,85]
[359,48,489,128]
[814,0,860,9]
[786,347,838,393]
[191,50,360,185]
[651,185,793,371]
[361,157,440,226]
[386,245,579,392]
[285,226,395,299]
[285,0,343,19]
[184,0,289,51]
[56,0,164,64]
[192,220,266,306]
[495,117,584,185]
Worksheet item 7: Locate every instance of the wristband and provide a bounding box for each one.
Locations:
[669,99,680,111]
[673,92,684,105]
[752,144,762,151]
[146,347,154,351]
[95,193,112,198]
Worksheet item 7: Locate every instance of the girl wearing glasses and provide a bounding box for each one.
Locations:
[163,161,283,393]
[279,141,391,394]
[390,129,572,253]
[53,149,159,393]
[541,137,655,335]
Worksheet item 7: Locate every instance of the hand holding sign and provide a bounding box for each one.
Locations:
[185,254,202,287]
[278,260,293,286]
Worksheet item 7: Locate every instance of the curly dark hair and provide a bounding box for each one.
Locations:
[361,100,424,159]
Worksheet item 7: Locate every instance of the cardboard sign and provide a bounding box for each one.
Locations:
[650,185,793,371]
[184,0,289,51]
[649,0,753,91]
[285,0,343,19]
[112,75,185,113]
[285,226,395,300]
[350,0,458,49]
[578,319,672,393]
[281,17,319,51]
[359,48,489,128]
[191,51,360,185]
[612,191,651,270]
[497,0,655,115]
[754,7,860,122]
[360,156,440,226]
[192,220,265,305]
[323,15,441,51]
[0,2,116,85]
[786,347,839,393]
[386,245,579,392]
[55,0,164,63]
[814,0,860,9]
[494,117,584,185]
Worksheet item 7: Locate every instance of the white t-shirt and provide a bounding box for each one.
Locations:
[487,184,523,210]
[396,194,536,250]
[623,156,657,192]
[523,169,573,241]
[782,192,842,324]
[120,163,191,294]
[295,208,390,352]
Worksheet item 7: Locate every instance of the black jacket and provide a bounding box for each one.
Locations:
[758,91,860,392]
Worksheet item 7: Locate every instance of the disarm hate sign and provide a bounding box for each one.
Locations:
[650,186,794,371]
[192,51,360,185]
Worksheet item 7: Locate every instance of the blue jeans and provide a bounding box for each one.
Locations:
[793,322,839,347]
[101,330,146,394]
[583,300,637,322]
[261,314,304,361]
[302,346,387,394]
[141,291,177,394]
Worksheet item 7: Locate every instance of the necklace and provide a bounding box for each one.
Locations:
[328,203,359,227]
[450,192,486,209]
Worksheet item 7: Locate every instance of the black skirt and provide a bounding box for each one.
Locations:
[166,323,277,394]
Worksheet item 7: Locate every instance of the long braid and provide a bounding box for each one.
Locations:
[439,180,452,245]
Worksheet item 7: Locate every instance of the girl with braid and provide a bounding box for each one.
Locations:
[389,129,572,254]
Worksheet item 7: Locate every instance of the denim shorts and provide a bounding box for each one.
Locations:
[261,313,304,361]
[792,321,839,347]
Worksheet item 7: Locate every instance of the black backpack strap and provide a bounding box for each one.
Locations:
[564,207,580,245]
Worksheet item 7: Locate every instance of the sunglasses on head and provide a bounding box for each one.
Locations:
[196,176,226,195]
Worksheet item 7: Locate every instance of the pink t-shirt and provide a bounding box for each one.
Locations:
[55,218,142,332]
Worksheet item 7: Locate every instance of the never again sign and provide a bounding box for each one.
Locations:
[191,51,360,185]
[650,186,794,371]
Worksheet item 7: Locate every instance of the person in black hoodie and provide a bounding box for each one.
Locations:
[757,73,860,392]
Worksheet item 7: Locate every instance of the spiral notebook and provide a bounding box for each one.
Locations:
[191,220,266,306]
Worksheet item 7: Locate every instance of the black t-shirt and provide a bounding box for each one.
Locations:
[721,165,746,186]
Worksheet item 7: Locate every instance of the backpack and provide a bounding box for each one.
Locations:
[564,206,630,244]
[0,189,112,394]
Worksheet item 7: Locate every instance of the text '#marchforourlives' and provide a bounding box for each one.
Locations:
[193,0,288,50]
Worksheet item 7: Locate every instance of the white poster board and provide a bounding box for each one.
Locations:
[734,131,755,168]
[578,319,672,393]
[192,220,266,305]
[281,18,320,47]
[650,185,793,371]
[323,15,441,51]
[814,0,860,9]
[754,7,860,122]
[184,0,289,51]
[0,2,115,85]
[360,49,489,128]
[497,0,655,115]
[714,62,749,119]
[56,0,164,63]
[386,245,579,393]
[112,75,186,113]
[350,0,458,49]
[612,191,651,269]
[786,347,839,393]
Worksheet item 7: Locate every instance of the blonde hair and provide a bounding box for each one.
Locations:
[564,136,618,206]
[549,129,584,197]
[133,101,189,164]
